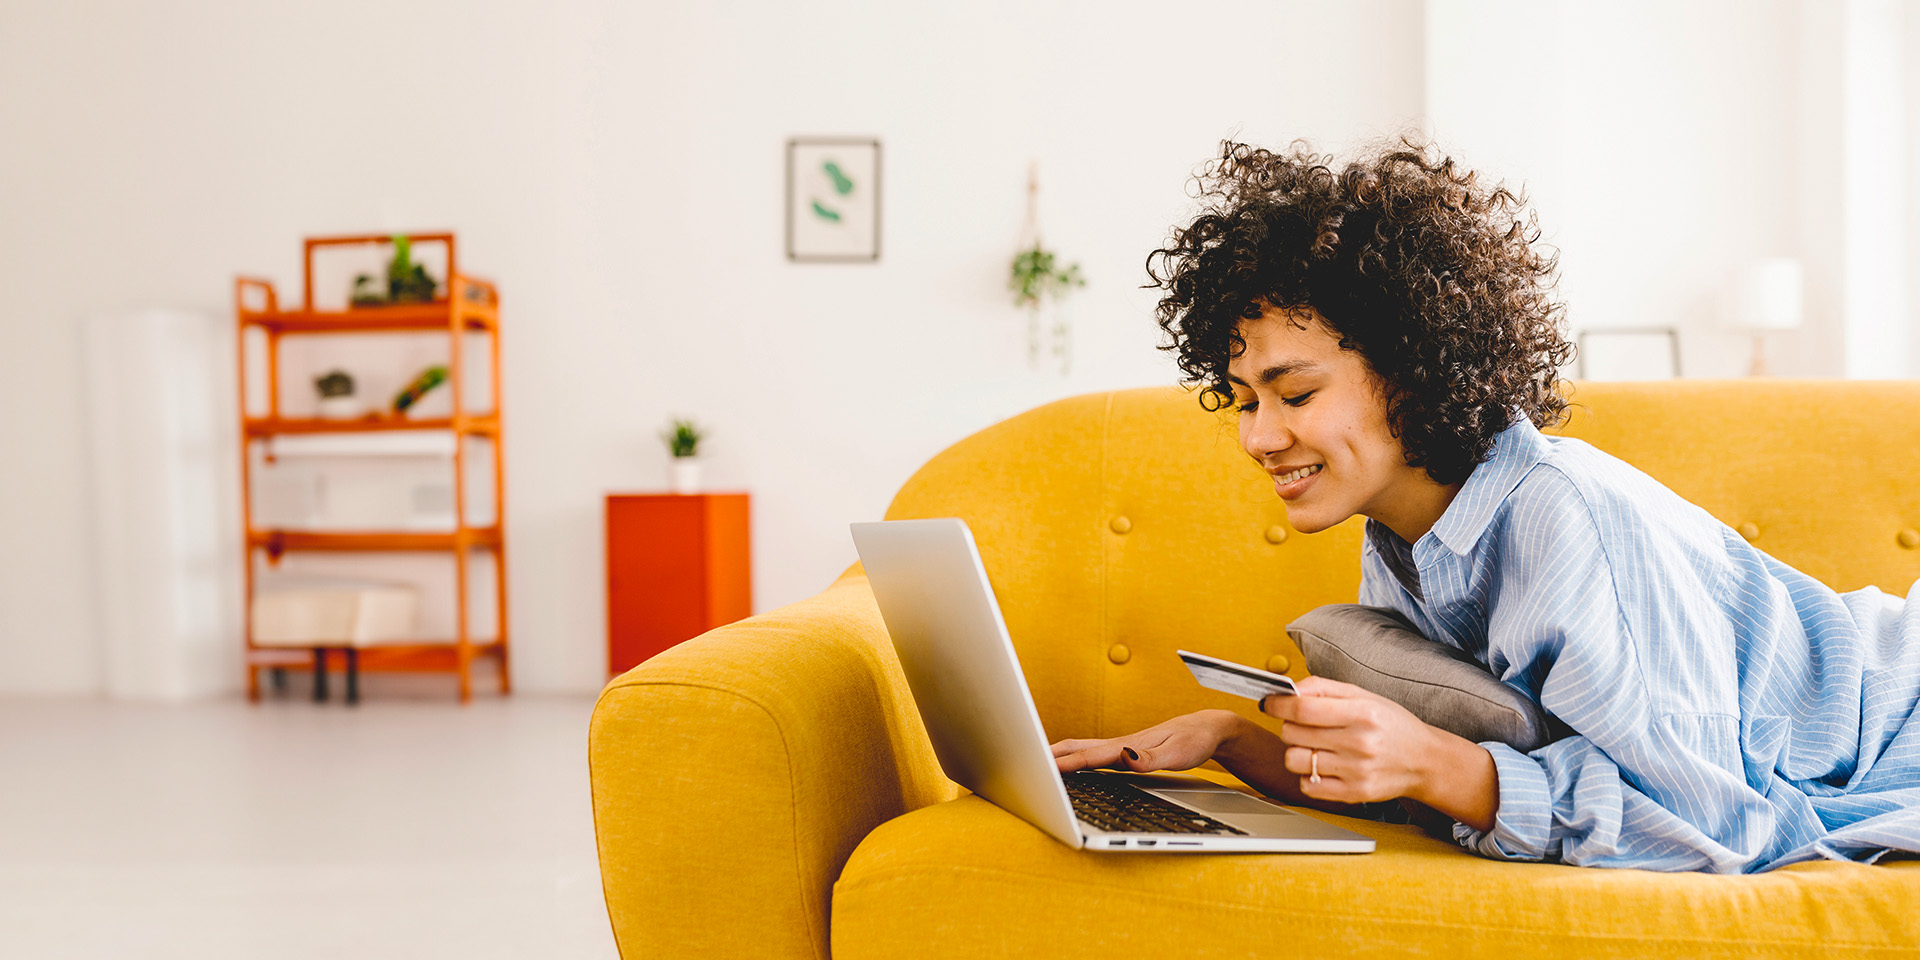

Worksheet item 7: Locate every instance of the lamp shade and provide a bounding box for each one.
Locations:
[1732,258,1804,331]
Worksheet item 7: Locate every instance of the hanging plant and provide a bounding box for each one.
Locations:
[1010,163,1086,375]
[1008,245,1085,309]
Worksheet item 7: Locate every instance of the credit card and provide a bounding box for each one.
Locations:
[1177,649,1298,701]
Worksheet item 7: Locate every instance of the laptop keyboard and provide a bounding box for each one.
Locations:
[1062,772,1249,836]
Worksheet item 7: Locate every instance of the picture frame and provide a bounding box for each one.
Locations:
[1575,327,1682,381]
[786,137,881,262]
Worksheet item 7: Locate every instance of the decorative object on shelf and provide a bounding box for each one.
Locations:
[786,137,881,262]
[350,234,441,307]
[664,418,706,494]
[1010,161,1085,375]
[235,232,508,704]
[314,369,361,420]
[1728,257,1804,376]
[392,364,449,414]
[1575,327,1682,381]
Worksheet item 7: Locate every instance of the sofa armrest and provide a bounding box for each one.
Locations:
[589,568,956,960]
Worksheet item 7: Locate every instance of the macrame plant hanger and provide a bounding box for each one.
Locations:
[1019,161,1070,375]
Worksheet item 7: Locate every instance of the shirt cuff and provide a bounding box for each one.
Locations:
[1451,741,1554,861]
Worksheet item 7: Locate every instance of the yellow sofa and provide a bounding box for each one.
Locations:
[589,381,1920,959]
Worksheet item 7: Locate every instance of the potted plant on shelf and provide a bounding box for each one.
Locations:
[350,234,440,307]
[392,365,449,418]
[663,419,706,494]
[314,369,361,420]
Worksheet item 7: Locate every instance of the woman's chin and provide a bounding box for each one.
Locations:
[1282,510,1335,535]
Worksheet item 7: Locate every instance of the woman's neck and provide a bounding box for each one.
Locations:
[1369,473,1465,545]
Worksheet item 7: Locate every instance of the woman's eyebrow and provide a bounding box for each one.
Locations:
[1227,360,1320,388]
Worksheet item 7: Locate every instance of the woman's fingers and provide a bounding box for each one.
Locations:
[1272,721,1340,751]
[1053,743,1121,772]
[1284,745,1361,801]
[1293,675,1369,699]
[1261,690,1382,727]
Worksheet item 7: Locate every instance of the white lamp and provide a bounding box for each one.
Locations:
[1731,258,1804,376]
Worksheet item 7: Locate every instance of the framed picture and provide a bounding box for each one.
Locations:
[786,137,881,262]
[1576,327,1682,380]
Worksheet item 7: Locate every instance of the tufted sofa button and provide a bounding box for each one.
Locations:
[1266,654,1290,674]
[1737,522,1760,542]
[1900,529,1920,550]
[1107,644,1131,665]
[1264,525,1288,545]
[1109,516,1132,535]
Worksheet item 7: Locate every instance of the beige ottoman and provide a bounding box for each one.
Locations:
[251,580,419,703]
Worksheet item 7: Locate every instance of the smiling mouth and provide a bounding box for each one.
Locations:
[1275,464,1323,485]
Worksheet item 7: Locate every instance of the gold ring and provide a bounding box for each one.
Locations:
[1310,749,1321,784]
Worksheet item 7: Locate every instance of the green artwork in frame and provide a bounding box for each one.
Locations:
[786,137,881,261]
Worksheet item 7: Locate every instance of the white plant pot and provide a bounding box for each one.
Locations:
[316,395,362,420]
[669,458,703,494]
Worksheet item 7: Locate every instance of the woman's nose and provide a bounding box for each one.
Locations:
[1242,409,1292,460]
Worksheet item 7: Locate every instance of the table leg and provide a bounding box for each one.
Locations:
[345,648,360,705]
[313,648,329,702]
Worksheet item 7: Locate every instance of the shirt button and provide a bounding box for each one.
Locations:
[1266,654,1291,674]
[1108,644,1131,665]
[1109,516,1132,535]
[1899,529,1920,550]
[1264,525,1288,544]
[1737,522,1760,542]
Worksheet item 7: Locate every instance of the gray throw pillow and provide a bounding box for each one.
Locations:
[1286,604,1560,753]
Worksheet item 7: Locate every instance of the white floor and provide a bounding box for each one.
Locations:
[0,693,618,960]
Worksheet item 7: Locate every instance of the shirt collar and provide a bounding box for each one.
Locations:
[1423,416,1553,556]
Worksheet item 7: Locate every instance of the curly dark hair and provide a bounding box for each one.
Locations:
[1147,138,1573,485]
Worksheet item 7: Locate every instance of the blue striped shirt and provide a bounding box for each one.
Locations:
[1358,416,1920,873]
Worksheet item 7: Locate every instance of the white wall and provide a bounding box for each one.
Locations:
[1428,0,1920,382]
[0,0,1426,695]
[1426,0,1836,379]
[10,0,1913,698]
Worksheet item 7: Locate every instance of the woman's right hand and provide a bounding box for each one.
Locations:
[1049,709,1246,774]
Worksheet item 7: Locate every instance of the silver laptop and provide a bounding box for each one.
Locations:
[850,517,1374,854]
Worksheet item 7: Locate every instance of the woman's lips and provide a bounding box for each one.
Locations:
[1274,464,1322,500]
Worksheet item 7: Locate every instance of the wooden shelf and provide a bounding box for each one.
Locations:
[247,527,502,553]
[236,233,509,703]
[241,302,497,334]
[244,414,500,438]
[247,641,506,672]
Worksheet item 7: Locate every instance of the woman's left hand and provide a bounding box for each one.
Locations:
[1260,675,1443,806]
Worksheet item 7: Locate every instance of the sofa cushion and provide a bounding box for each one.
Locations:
[1288,604,1559,751]
[831,793,1920,960]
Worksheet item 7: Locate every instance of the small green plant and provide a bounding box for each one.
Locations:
[351,234,440,306]
[1008,244,1085,308]
[663,419,705,458]
[392,365,448,413]
[314,369,355,398]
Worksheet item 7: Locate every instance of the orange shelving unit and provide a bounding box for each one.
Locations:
[235,233,509,702]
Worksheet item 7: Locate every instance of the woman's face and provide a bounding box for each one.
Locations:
[1226,306,1441,538]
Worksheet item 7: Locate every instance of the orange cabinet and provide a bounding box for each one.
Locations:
[606,493,752,677]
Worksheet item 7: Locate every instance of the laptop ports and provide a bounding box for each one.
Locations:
[1135,839,1157,847]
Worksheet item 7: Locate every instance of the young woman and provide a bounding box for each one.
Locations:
[1050,140,1920,873]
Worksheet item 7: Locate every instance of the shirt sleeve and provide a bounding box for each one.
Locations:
[1454,716,1778,872]
[1454,468,1779,873]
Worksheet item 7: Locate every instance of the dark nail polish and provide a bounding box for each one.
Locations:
[1123,747,1140,761]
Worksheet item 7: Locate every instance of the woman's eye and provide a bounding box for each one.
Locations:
[1236,399,1259,414]
[1281,391,1314,407]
